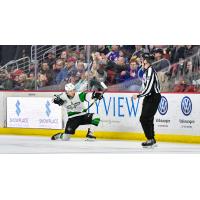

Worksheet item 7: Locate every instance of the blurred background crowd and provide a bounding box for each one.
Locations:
[0,45,200,92]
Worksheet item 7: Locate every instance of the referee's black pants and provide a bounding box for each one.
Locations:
[140,93,161,140]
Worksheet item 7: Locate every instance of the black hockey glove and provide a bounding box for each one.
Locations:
[92,91,103,100]
[53,96,64,106]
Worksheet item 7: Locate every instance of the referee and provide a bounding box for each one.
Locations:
[133,53,161,147]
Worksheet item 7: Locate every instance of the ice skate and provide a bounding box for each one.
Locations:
[51,133,71,141]
[85,128,96,141]
[142,139,157,148]
[51,132,63,140]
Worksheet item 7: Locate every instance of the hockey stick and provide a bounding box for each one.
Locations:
[84,82,108,112]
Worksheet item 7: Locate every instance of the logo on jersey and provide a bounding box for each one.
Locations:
[67,102,81,110]
[158,96,168,115]
[15,100,21,116]
[181,96,192,116]
[45,100,51,117]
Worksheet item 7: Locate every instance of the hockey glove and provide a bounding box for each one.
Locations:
[53,96,64,106]
[92,91,103,100]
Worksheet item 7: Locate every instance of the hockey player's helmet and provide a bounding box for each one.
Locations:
[65,83,75,92]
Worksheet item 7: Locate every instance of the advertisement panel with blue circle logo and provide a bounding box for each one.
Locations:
[158,96,168,115]
[181,96,192,116]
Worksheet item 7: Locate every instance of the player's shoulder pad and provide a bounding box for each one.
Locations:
[59,93,68,101]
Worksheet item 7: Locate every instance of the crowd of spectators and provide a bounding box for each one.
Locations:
[0,45,200,92]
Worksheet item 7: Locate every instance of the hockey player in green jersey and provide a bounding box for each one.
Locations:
[51,83,103,141]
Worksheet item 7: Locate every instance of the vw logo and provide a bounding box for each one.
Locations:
[181,96,192,116]
[158,96,168,115]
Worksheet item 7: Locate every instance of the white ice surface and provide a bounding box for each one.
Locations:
[0,135,200,153]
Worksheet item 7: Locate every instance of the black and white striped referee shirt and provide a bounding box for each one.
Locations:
[137,66,160,98]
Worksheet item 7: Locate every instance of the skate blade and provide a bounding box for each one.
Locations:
[51,137,60,141]
[51,138,62,141]
[51,138,70,141]
[85,138,96,141]
[142,144,157,149]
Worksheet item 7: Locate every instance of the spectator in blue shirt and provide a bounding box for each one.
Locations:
[119,59,140,82]
[54,59,66,84]
[106,45,120,61]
